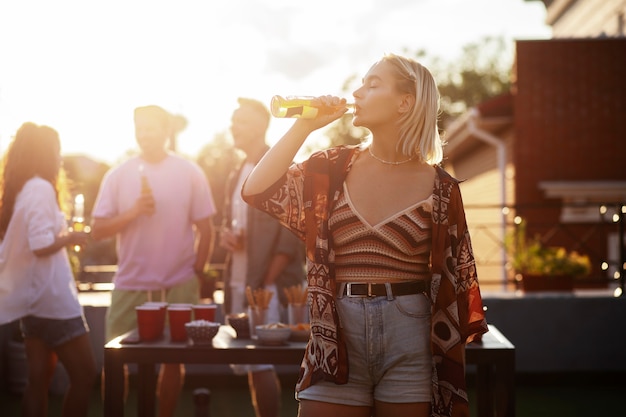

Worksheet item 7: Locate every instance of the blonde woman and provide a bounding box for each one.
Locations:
[242,53,488,417]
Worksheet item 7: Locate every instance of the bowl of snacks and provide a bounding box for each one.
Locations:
[226,313,250,339]
[289,323,311,342]
[255,323,291,346]
[185,320,220,345]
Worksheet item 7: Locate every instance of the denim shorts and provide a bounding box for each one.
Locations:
[21,315,89,349]
[297,286,432,405]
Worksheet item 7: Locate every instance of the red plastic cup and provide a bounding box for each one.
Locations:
[193,304,217,322]
[143,302,168,330]
[169,303,193,308]
[168,306,192,342]
[143,301,168,310]
[136,305,164,341]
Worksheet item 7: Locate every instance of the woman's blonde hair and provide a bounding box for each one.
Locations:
[381,53,443,164]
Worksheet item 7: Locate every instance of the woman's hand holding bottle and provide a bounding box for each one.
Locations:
[271,95,353,120]
[243,95,348,198]
[67,230,90,247]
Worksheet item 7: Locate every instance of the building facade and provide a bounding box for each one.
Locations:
[444,3,626,291]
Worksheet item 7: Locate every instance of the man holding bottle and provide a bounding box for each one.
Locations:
[220,97,306,417]
[91,104,216,417]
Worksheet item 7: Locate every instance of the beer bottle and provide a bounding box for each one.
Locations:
[270,95,354,119]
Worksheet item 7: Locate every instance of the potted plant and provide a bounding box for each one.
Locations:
[508,221,592,292]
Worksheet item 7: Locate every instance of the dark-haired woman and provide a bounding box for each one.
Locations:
[0,122,97,417]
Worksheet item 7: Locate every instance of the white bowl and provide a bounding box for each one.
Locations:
[255,324,291,346]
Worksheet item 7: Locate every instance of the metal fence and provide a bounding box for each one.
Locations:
[464,201,625,294]
[75,202,625,296]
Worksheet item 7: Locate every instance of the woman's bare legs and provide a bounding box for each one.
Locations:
[54,333,98,417]
[156,363,185,417]
[298,399,371,417]
[374,400,430,417]
[298,399,430,417]
[21,338,57,417]
[248,368,281,417]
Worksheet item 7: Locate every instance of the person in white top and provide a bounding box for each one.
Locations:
[0,122,97,417]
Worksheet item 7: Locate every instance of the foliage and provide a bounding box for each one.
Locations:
[62,155,111,218]
[61,155,118,280]
[303,74,369,155]
[196,130,241,226]
[508,221,592,278]
[320,36,513,148]
[196,132,241,266]
[406,37,513,127]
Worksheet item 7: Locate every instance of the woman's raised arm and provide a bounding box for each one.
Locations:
[242,96,348,196]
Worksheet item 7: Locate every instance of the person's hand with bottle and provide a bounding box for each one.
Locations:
[135,193,155,217]
[292,95,350,131]
[135,174,156,217]
[244,95,350,197]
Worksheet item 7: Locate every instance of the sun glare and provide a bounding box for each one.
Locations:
[0,0,550,165]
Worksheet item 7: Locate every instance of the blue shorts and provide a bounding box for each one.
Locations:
[297,288,432,405]
[21,316,89,349]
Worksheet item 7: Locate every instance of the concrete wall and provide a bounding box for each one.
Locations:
[483,291,626,373]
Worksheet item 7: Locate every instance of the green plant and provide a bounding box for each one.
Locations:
[508,221,592,278]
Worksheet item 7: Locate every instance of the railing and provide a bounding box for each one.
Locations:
[463,201,625,294]
[74,203,625,295]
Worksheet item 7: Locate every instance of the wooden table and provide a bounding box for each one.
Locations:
[104,324,515,417]
[467,325,516,417]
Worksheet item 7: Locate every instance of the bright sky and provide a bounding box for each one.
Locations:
[0,0,551,165]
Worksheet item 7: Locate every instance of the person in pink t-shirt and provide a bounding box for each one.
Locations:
[91,105,216,417]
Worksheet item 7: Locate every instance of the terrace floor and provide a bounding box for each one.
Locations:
[1,371,624,417]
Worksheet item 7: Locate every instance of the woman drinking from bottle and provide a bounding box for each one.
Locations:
[242,53,487,417]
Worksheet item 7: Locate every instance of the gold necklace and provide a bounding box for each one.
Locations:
[368,146,414,165]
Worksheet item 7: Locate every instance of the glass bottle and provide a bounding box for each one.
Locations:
[70,194,88,252]
[139,164,156,215]
[72,194,85,233]
[270,95,354,119]
[141,175,152,196]
[139,164,152,196]
[193,387,211,417]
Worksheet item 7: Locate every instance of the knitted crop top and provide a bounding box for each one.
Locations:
[329,183,433,283]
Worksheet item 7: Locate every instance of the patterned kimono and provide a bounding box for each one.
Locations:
[243,145,488,417]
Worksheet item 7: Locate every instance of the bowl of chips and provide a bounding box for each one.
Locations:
[185,320,220,345]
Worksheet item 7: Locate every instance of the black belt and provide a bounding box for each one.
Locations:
[341,280,430,298]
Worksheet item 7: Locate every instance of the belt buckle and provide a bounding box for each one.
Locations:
[346,283,372,298]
